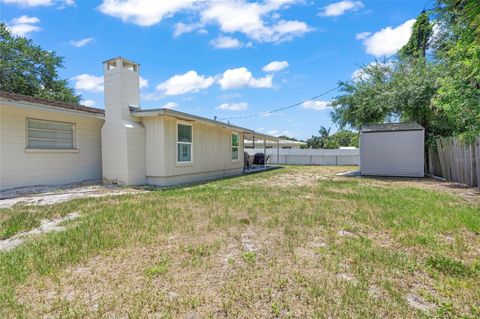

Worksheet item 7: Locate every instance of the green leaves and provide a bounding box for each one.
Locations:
[330,4,480,143]
[0,23,81,104]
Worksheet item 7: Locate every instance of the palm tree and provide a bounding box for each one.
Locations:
[319,126,331,139]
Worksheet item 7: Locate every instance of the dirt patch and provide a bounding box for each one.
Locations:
[0,212,80,251]
[406,293,437,312]
[354,176,480,204]
[0,183,146,208]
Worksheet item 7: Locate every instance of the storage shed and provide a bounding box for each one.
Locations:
[360,123,424,177]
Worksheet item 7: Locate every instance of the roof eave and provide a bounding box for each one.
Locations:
[131,108,279,141]
[1,98,105,119]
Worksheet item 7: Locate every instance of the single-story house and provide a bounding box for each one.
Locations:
[360,123,425,177]
[244,139,306,149]
[0,57,278,191]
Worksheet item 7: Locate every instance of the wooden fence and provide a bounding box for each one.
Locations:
[428,137,480,188]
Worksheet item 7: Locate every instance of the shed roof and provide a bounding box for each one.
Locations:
[361,122,424,133]
[0,90,105,116]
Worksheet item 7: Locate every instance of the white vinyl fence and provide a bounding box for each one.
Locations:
[246,148,359,166]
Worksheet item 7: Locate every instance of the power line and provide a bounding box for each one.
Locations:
[219,54,396,121]
[219,2,433,123]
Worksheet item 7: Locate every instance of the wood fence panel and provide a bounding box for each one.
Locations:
[476,137,480,189]
[433,137,479,187]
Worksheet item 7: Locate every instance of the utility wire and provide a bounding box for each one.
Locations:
[219,3,433,122]
[219,54,396,121]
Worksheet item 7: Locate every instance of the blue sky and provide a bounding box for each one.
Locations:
[1,0,426,140]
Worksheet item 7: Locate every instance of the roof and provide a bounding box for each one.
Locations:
[132,108,279,141]
[361,122,424,133]
[245,139,306,145]
[0,91,105,116]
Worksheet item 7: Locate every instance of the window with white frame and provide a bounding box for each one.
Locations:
[177,123,192,162]
[231,132,240,160]
[27,119,75,150]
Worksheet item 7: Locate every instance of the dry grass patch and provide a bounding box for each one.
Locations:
[1,166,479,318]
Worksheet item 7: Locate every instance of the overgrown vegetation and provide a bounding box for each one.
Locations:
[0,23,81,103]
[306,126,359,149]
[331,1,480,143]
[0,166,479,318]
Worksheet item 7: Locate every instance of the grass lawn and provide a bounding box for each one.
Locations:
[1,166,479,318]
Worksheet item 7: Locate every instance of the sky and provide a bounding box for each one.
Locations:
[1,0,427,140]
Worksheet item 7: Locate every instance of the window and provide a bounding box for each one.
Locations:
[177,123,192,162]
[27,119,75,150]
[231,132,240,160]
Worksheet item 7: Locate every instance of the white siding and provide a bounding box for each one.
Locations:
[143,115,244,186]
[0,103,103,191]
[360,130,424,177]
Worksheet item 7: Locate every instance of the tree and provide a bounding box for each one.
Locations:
[306,126,332,148]
[325,130,359,149]
[330,61,397,129]
[0,23,81,103]
[318,126,331,139]
[306,128,358,149]
[399,11,432,59]
[277,135,299,142]
[433,0,480,141]
[305,135,323,149]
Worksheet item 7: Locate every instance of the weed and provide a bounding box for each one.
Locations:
[243,252,256,265]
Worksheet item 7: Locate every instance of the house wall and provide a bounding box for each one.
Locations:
[0,103,103,191]
[360,130,424,177]
[143,115,244,186]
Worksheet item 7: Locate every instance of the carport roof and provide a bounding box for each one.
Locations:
[361,122,424,133]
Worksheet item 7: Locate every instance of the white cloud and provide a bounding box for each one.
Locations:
[70,37,94,47]
[201,1,310,42]
[81,99,96,107]
[98,0,310,43]
[162,102,178,109]
[301,100,331,111]
[360,19,415,57]
[73,74,104,92]
[1,0,52,6]
[262,60,289,72]
[156,71,215,96]
[319,1,364,17]
[139,76,149,89]
[355,31,371,40]
[216,102,249,111]
[210,36,243,49]
[7,15,41,37]
[173,22,202,37]
[218,67,273,90]
[98,0,197,27]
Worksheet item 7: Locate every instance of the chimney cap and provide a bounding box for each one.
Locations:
[102,56,140,66]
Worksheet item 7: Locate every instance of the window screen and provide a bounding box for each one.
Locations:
[27,119,75,149]
[177,123,192,162]
[232,132,239,160]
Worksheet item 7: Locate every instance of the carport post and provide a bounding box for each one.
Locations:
[263,139,267,167]
[277,140,280,165]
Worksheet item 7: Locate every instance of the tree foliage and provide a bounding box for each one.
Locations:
[306,128,358,149]
[330,1,480,143]
[0,23,81,104]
